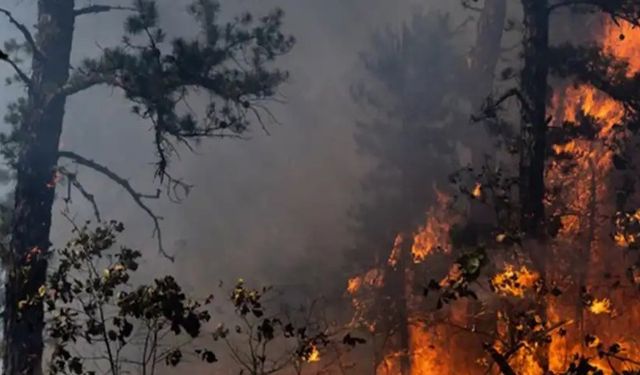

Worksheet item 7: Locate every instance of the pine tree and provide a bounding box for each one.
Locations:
[0,1,293,373]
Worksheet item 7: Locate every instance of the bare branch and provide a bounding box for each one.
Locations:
[58,167,102,223]
[54,71,121,100]
[0,7,43,60]
[548,0,640,25]
[74,5,136,17]
[57,150,175,261]
[472,88,532,122]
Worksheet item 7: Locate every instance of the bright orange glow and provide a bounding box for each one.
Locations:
[307,345,321,363]
[491,265,539,298]
[411,189,456,262]
[387,235,403,268]
[347,276,362,295]
[350,17,640,375]
[408,326,448,375]
[544,19,640,375]
[588,298,612,315]
[472,182,482,199]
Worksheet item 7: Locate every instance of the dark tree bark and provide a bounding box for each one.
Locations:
[395,236,412,375]
[517,2,551,372]
[0,1,294,374]
[469,0,507,105]
[519,0,550,239]
[4,1,75,374]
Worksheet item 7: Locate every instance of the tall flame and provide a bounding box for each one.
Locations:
[545,19,640,375]
[348,17,640,375]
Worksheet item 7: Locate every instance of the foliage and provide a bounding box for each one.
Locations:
[33,222,361,375]
[41,222,214,375]
[213,280,333,375]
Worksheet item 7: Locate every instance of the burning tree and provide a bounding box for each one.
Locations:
[347,0,640,374]
[0,1,293,374]
[348,1,506,374]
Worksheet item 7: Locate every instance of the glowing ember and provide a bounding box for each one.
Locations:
[491,265,539,298]
[387,235,403,268]
[307,345,321,363]
[472,182,482,199]
[588,298,612,315]
[614,209,640,247]
[347,268,384,295]
[347,277,362,295]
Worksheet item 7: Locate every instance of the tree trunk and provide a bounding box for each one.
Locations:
[394,234,412,375]
[519,1,550,372]
[519,0,550,239]
[4,1,75,374]
[469,0,507,106]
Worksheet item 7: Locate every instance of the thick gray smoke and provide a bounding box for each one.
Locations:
[0,0,467,297]
[0,1,482,373]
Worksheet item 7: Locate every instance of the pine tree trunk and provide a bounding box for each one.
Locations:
[4,2,75,374]
[519,0,550,239]
[469,0,507,105]
[519,1,550,372]
[396,235,412,375]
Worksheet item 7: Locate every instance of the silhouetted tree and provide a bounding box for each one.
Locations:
[0,1,293,373]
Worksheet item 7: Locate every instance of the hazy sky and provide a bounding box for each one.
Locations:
[0,0,464,295]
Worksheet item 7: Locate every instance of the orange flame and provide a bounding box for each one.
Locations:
[491,265,539,298]
[411,189,456,262]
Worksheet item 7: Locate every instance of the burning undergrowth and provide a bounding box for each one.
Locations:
[341,15,640,375]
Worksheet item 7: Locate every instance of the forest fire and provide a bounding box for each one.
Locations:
[345,16,640,375]
[544,18,640,374]
[9,1,640,374]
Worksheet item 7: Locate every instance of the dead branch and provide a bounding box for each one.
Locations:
[0,7,43,60]
[57,151,174,261]
[73,5,136,17]
[472,88,532,123]
[58,167,102,223]
[547,0,640,26]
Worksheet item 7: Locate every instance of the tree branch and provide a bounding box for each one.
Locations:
[548,0,640,26]
[58,167,103,223]
[483,343,518,375]
[55,71,121,100]
[73,5,136,17]
[0,54,32,89]
[0,7,44,60]
[57,151,174,261]
[472,88,532,122]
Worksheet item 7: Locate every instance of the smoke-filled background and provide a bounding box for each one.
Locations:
[0,0,468,293]
[0,1,515,373]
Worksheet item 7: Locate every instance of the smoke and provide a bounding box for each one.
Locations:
[0,1,502,373]
[0,0,462,295]
[0,0,499,322]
